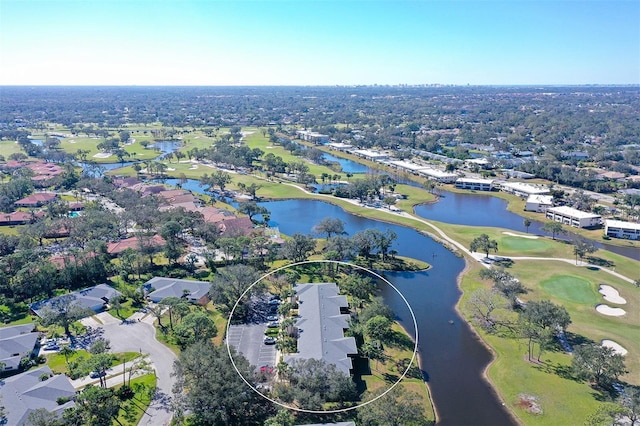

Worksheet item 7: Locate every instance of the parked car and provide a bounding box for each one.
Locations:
[266,315,278,322]
[44,343,60,351]
[267,321,279,328]
[263,336,276,345]
[89,371,106,379]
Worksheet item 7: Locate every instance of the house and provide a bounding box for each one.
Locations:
[0,211,45,226]
[14,192,58,207]
[0,366,75,426]
[605,220,640,240]
[145,277,211,304]
[326,142,353,151]
[30,284,121,318]
[285,283,357,375]
[455,178,494,191]
[218,216,254,237]
[500,182,550,198]
[545,206,602,229]
[525,194,554,213]
[0,324,38,372]
[107,235,165,255]
[387,160,429,175]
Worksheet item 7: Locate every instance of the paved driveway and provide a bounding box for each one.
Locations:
[227,322,276,369]
[95,312,177,426]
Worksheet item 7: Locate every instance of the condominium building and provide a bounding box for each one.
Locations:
[545,206,602,228]
[605,220,640,240]
[455,178,494,191]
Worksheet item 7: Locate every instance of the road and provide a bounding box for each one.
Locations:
[83,311,177,426]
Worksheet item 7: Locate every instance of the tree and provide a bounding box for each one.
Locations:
[74,385,122,425]
[357,385,429,426]
[172,340,273,425]
[469,233,498,258]
[573,237,598,264]
[542,221,565,240]
[59,345,77,370]
[339,273,376,308]
[237,201,270,224]
[365,315,393,346]
[173,311,218,348]
[383,195,397,209]
[523,218,532,233]
[159,297,189,331]
[572,343,627,388]
[521,300,571,336]
[39,299,94,337]
[464,288,510,332]
[312,217,347,239]
[210,264,262,320]
[280,233,316,263]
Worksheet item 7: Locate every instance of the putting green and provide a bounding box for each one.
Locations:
[500,236,551,252]
[540,275,600,304]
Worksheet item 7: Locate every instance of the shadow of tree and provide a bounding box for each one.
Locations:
[385,329,414,351]
[382,373,399,383]
[565,332,593,348]
[586,256,615,268]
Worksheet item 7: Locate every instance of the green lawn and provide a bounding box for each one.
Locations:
[114,373,157,426]
[540,275,601,305]
[458,257,640,425]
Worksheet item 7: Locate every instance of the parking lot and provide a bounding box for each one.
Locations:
[227,322,276,369]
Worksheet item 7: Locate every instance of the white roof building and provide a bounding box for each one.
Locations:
[455,178,494,191]
[605,220,640,240]
[418,168,459,183]
[525,194,554,213]
[352,149,389,161]
[501,182,550,198]
[546,206,602,228]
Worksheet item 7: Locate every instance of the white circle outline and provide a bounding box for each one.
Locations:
[225,260,419,414]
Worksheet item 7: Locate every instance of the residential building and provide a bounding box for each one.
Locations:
[605,220,640,240]
[30,284,121,318]
[352,149,389,161]
[545,206,602,228]
[0,324,38,372]
[0,366,75,426]
[0,211,45,226]
[145,277,211,304]
[14,192,57,207]
[500,182,550,198]
[107,235,165,255]
[285,283,357,375]
[525,195,554,213]
[326,142,353,151]
[417,168,459,183]
[296,130,329,144]
[455,178,494,191]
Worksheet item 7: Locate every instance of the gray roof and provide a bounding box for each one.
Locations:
[0,325,38,370]
[145,277,211,302]
[285,283,357,375]
[30,284,121,318]
[0,323,34,339]
[0,366,76,425]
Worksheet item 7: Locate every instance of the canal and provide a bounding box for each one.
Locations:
[260,198,515,425]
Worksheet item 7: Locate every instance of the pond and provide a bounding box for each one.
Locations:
[414,191,639,260]
[323,152,371,174]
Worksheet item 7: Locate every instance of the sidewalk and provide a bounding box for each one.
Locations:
[69,360,153,390]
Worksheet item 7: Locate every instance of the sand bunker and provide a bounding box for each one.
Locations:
[93,152,112,159]
[502,232,539,239]
[189,165,198,170]
[69,140,76,144]
[602,339,628,356]
[595,304,626,316]
[599,285,627,304]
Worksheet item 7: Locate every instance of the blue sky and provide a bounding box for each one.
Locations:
[0,0,638,85]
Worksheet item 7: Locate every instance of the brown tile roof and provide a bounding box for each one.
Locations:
[14,193,57,206]
[0,211,45,225]
[107,235,165,255]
